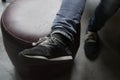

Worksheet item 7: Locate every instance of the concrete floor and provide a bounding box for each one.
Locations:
[0,0,120,80]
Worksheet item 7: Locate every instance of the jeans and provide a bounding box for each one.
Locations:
[51,0,86,42]
[88,0,120,32]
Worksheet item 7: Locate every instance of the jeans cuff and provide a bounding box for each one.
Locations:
[51,30,72,42]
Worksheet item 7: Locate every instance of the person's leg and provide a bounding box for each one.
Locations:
[85,0,120,60]
[19,0,86,61]
[52,0,86,42]
[88,0,120,32]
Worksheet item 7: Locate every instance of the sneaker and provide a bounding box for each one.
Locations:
[84,31,99,60]
[19,35,73,62]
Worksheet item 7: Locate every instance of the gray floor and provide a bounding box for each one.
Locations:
[0,0,120,80]
[0,1,16,80]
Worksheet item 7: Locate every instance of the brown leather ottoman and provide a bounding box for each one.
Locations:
[1,0,80,79]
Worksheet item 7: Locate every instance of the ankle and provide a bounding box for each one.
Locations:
[52,33,70,46]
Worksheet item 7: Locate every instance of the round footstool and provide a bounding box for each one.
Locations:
[1,0,80,79]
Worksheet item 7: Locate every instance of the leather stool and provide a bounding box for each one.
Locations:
[1,0,80,79]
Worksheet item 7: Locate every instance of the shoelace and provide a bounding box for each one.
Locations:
[32,37,48,46]
[85,33,97,42]
[32,36,72,55]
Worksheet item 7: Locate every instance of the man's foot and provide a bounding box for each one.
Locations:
[84,31,99,60]
[19,34,73,62]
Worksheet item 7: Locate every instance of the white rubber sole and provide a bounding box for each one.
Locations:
[24,55,73,61]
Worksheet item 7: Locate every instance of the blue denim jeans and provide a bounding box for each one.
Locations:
[88,0,120,32]
[51,0,86,42]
